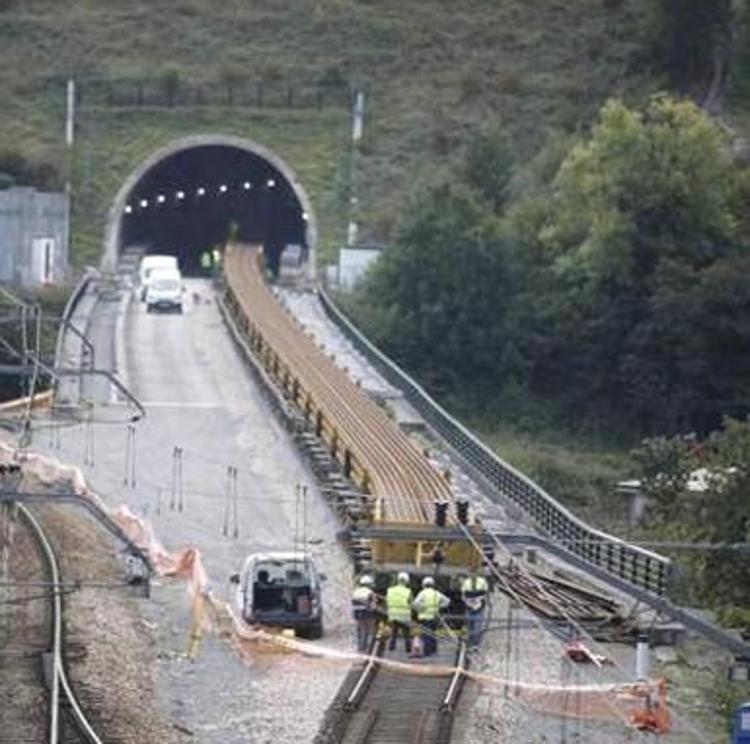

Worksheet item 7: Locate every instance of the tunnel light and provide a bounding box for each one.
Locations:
[219,184,228,194]
[140,199,149,208]
[176,190,185,200]
[197,187,206,197]
[243,181,252,190]
[124,205,133,214]
[157,194,166,204]
[302,211,309,221]
[267,178,276,188]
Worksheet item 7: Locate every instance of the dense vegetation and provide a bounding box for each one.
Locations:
[633,418,750,625]
[0,0,664,266]
[347,95,750,438]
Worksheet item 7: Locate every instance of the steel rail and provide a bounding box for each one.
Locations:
[440,641,467,711]
[332,639,468,743]
[15,502,104,743]
[224,245,453,524]
[346,640,385,708]
[316,286,672,596]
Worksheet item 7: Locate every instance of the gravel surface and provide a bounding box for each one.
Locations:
[457,590,716,743]
[0,505,49,744]
[22,280,356,742]
[34,502,191,743]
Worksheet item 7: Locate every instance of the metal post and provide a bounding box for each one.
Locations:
[222,466,231,537]
[123,424,135,486]
[293,483,300,557]
[65,80,75,147]
[84,408,94,467]
[176,447,183,512]
[231,466,239,539]
[301,484,308,550]
[123,425,132,485]
[65,79,75,195]
[170,447,177,511]
[636,633,650,680]
[346,89,365,247]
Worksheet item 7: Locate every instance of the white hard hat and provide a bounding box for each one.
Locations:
[397,571,410,584]
[422,576,435,587]
[359,575,373,586]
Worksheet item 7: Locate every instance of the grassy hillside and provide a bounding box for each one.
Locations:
[0,0,662,266]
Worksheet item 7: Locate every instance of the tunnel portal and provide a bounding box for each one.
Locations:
[117,143,308,275]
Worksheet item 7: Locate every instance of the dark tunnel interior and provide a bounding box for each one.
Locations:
[119,145,307,275]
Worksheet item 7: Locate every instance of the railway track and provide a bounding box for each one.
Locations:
[316,639,468,744]
[224,244,453,524]
[2,501,104,743]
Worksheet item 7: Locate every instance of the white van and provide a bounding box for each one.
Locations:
[145,268,183,313]
[231,551,325,639]
[138,255,178,301]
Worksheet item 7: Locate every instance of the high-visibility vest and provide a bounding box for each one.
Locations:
[414,587,447,621]
[386,584,412,624]
[352,586,375,619]
[461,576,488,612]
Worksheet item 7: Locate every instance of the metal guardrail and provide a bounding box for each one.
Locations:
[0,389,54,415]
[317,288,672,596]
[54,270,96,369]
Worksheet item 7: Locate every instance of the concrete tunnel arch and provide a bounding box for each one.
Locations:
[103,134,318,279]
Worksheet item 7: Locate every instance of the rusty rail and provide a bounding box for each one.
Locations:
[224,244,453,525]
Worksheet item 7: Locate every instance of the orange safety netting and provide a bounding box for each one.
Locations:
[1,443,671,735]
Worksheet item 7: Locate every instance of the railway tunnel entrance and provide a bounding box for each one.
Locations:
[104,135,316,277]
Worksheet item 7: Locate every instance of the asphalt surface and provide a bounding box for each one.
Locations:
[33,278,353,743]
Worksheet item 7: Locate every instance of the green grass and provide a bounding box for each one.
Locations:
[0,0,661,267]
[470,421,633,528]
[69,105,350,267]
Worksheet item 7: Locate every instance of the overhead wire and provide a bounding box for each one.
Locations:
[459,522,708,741]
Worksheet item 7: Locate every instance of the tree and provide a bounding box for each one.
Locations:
[537,95,748,432]
[350,182,510,394]
[462,129,514,213]
[632,420,750,613]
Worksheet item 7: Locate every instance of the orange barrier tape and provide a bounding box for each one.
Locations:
[0,442,671,734]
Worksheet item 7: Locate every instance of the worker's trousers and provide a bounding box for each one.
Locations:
[466,609,484,648]
[388,620,412,653]
[355,617,376,653]
[420,618,439,656]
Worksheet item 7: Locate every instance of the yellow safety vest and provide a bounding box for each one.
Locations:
[415,587,444,621]
[386,584,412,624]
[461,576,488,611]
[461,576,488,594]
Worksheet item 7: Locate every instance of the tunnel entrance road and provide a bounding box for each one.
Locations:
[103,134,318,278]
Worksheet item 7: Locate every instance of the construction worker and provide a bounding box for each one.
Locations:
[412,576,450,657]
[386,572,413,654]
[461,570,489,649]
[351,575,377,653]
[200,250,212,275]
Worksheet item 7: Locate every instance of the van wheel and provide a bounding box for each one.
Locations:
[146,305,153,314]
[305,620,323,640]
